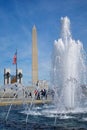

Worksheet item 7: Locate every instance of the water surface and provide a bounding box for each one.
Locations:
[0,104,87,130]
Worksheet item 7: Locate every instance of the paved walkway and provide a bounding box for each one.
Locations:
[0,98,52,106]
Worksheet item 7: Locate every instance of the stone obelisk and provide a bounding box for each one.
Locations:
[32,25,38,85]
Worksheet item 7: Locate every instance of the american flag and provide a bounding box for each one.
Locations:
[13,52,17,64]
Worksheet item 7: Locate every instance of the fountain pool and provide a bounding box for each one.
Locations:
[0,104,87,130]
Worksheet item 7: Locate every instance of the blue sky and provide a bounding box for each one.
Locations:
[0,0,87,85]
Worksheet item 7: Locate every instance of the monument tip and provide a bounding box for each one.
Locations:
[33,25,36,30]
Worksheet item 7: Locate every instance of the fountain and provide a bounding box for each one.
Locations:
[51,16,87,111]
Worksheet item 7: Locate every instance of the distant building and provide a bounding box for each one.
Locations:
[4,68,11,85]
[17,69,23,84]
[4,68,23,85]
[38,80,48,90]
[11,75,16,84]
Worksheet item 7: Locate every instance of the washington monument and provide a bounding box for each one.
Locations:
[32,25,38,85]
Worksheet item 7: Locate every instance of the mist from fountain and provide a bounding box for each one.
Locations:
[51,16,87,111]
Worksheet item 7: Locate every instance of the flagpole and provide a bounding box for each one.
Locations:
[16,49,17,82]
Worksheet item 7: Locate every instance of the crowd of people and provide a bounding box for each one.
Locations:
[23,88,47,100]
[34,89,47,100]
